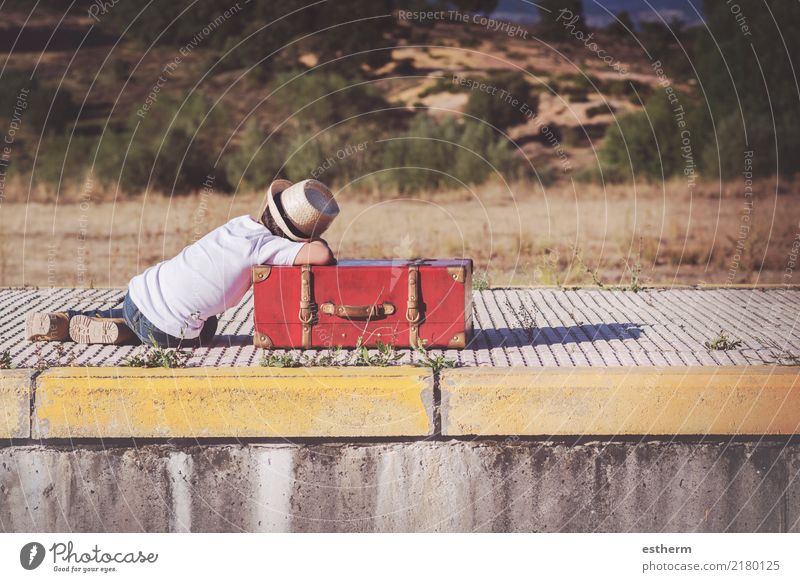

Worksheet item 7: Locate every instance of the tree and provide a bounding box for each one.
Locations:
[605,10,634,38]
[694,0,800,178]
[537,0,584,40]
[639,18,693,80]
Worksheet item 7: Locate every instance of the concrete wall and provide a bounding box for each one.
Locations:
[2,440,797,532]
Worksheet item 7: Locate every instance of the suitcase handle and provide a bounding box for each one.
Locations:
[320,302,396,320]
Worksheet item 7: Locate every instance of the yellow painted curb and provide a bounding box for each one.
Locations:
[0,369,31,439]
[33,367,434,438]
[441,366,800,436]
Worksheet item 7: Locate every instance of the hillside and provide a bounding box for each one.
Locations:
[0,5,675,199]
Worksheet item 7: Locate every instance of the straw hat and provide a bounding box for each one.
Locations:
[260,179,339,241]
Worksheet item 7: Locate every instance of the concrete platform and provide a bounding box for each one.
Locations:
[1,286,799,368]
[2,287,799,532]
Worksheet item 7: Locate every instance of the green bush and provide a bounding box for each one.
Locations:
[95,92,232,194]
[380,116,459,192]
[283,125,376,185]
[696,110,778,181]
[600,91,688,181]
[556,73,594,103]
[271,70,388,130]
[379,116,524,192]
[30,135,97,186]
[0,71,81,182]
[226,114,525,194]
[393,58,417,76]
[224,120,289,191]
[597,78,652,102]
[640,19,693,81]
[0,70,77,138]
[463,71,537,131]
[586,103,615,118]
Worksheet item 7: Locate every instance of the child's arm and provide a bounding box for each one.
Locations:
[293,239,335,265]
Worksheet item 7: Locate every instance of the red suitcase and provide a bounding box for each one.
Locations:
[252,259,473,349]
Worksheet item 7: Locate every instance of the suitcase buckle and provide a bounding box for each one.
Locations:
[405,307,421,323]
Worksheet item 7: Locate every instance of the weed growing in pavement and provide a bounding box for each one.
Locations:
[572,245,604,287]
[704,331,743,351]
[535,248,562,287]
[623,255,643,292]
[473,271,491,291]
[124,345,188,368]
[413,338,457,373]
[258,337,459,372]
[260,341,401,368]
[0,349,14,369]
[259,352,305,368]
[30,343,80,370]
[123,332,190,368]
[352,338,403,367]
[504,298,538,342]
[302,346,349,367]
[760,337,800,365]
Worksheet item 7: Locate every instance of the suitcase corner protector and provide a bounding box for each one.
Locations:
[447,331,467,349]
[252,265,272,283]
[447,266,467,283]
[253,332,273,349]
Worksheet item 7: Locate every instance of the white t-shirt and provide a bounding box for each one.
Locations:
[128,215,304,339]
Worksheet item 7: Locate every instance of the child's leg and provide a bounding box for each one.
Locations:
[121,294,177,347]
[132,315,218,349]
[25,312,70,341]
[198,315,218,346]
[65,307,125,319]
[65,305,139,345]
[68,314,137,345]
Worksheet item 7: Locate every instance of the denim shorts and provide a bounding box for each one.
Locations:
[122,293,217,348]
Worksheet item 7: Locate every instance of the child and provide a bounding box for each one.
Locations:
[26,179,339,347]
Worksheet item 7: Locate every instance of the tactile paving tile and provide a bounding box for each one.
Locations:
[1,287,798,368]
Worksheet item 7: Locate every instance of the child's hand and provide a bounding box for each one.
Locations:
[293,239,335,265]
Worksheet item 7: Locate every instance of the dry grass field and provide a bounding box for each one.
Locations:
[2,176,798,289]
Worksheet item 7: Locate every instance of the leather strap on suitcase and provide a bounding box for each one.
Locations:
[406,264,421,347]
[299,265,313,348]
[295,264,425,348]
